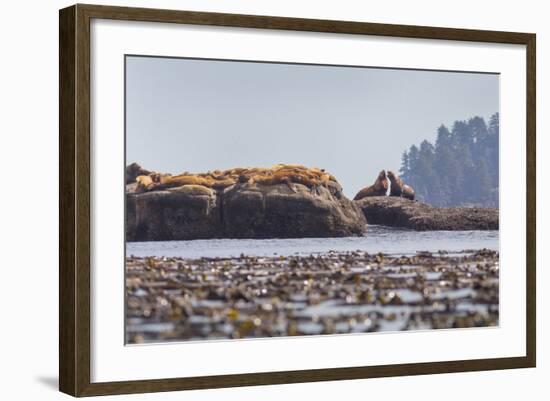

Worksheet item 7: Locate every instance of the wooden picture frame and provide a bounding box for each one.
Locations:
[59,3,536,397]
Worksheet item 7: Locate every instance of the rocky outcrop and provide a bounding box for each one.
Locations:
[126,164,367,241]
[355,196,498,231]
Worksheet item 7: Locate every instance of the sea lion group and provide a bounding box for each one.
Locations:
[353,170,415,201]
[128,163,414,201]
[130,163,342,195]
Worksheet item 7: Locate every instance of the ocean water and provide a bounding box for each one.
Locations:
[126,225,499,259]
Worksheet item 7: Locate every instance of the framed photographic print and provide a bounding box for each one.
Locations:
[59,4,536,397]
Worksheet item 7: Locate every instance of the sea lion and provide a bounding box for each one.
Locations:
[387,170,415,200]
[353,170,389,201]
[387,171,404,197]
[272,163,308,171]
[167,184,214,196]
[401,184,415,200]
[155,174,212,189]
[126,163,152,184]
[210,178,237,190]
[136,174,155,191]
[250,167,321,189]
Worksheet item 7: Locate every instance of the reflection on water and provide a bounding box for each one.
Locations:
[126,225,499,259]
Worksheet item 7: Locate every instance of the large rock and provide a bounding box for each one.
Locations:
[126,185,222,241]
[222,182,366,239]
[355,196,498,231]
[126,182,367,241]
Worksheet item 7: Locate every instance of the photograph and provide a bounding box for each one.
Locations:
[124,55,500,344]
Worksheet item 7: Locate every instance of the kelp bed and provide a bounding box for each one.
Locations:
[125,249,499,343]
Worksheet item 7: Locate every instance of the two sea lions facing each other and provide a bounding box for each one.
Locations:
[353,170,415,201]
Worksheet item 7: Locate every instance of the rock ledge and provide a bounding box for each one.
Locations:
[355,196,498,231]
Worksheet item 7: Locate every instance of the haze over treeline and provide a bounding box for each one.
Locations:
[400,113,499,207]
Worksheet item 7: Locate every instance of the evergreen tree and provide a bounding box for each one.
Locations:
[405,145,420,191]
[399,114,499,207]
[399,151,409,178]
[434,125,453,206]
[475,159,493,205]
[487,112,500,194]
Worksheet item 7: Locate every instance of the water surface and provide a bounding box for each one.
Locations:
[126,225,499,259]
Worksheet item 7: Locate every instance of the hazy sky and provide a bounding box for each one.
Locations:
[126,56,499,198]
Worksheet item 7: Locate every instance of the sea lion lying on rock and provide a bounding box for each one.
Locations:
[401,184,415,201]
[166,184,214,196]
[353,170,389,200]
